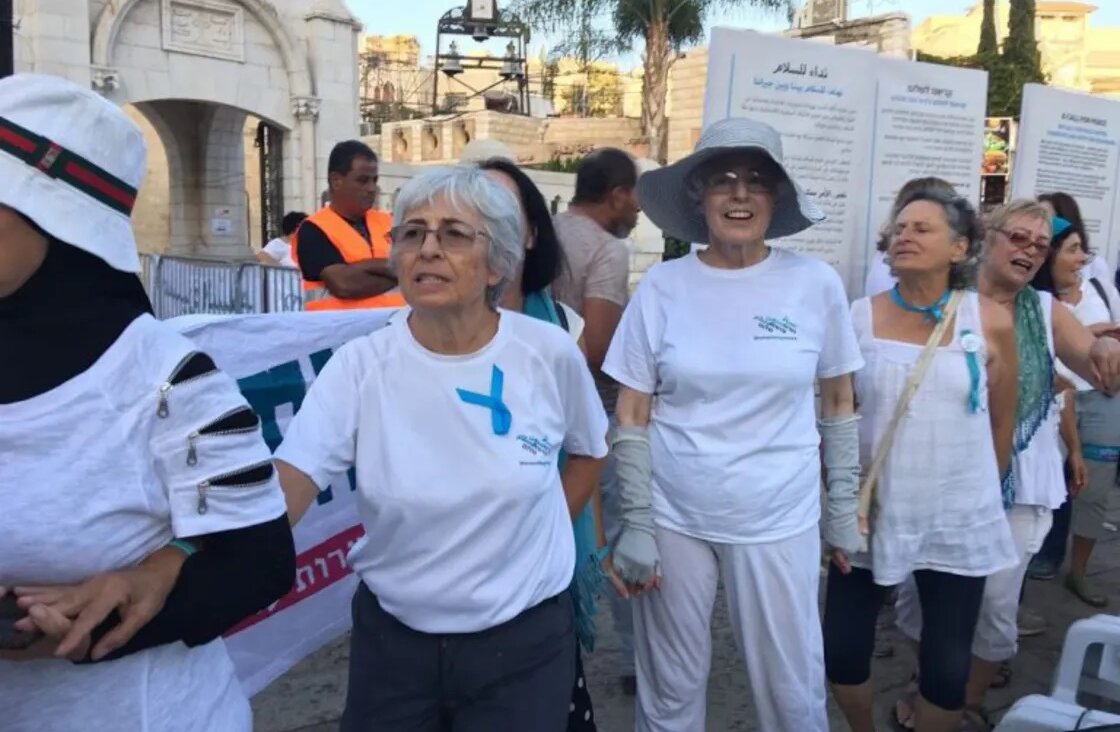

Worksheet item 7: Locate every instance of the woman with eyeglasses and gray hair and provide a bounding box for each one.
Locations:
[887,200,1120,731]
[602,118,863,731]
[274,165,609,731]
[824,189,1021,732]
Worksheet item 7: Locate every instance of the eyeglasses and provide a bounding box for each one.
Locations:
[996,228,1050,255]
[390,222,490,251]
[703,169,775,195]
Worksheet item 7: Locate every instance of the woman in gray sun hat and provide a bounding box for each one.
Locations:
[601,117,863,731]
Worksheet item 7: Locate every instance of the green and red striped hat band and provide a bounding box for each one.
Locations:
[0,114,138,216]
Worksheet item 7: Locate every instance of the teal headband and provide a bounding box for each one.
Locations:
[1052,216,1073,241]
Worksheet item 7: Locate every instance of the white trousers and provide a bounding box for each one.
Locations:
[896,504,1053,662]
[633,525,828,732]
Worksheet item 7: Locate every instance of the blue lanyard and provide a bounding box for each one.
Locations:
[890,285,951,323]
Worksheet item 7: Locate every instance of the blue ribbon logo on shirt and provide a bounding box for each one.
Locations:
[456,365,512,436]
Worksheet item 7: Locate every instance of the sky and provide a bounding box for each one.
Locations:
[350,0,1120,68]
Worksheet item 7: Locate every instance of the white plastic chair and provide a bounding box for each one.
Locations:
[994,614,1120,731]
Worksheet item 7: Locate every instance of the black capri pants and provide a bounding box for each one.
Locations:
[341,583,576,732]
[823,564,985,711]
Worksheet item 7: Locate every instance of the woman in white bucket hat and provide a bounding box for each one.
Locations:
[601,117,863,731]
[0,73,295,731]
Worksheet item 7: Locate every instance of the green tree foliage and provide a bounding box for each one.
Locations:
[978,0,998,55]
[917,0,1045,117]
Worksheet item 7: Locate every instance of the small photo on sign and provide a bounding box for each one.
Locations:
[983,118,1012,176]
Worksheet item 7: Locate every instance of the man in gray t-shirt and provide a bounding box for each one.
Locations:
[552,147,641,692]
[552,148,640,415]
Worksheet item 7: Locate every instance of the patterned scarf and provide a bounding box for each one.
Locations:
[522,289,606,652]
[1003,286,1055,508]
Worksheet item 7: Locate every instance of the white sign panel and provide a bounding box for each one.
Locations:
[703,28,988,295]
[1012,83,1120,270]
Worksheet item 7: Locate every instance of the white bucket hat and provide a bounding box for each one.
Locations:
[0,73,146,273]
[638,118,824,244]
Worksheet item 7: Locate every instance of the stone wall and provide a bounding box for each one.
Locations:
[666,50,709,164]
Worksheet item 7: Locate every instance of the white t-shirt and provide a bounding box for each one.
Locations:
[276,309,608,633]
[1057,278,1118,391]
[864,252,895,297]
[0,315,287,732]
[261,237,295,267]
[603,248,864,544]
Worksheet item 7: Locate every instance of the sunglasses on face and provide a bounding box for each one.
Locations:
[996,228,1050,255]
[390,222,489,251]
[703,169,776,195]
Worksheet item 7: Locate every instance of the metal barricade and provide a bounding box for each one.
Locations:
[138,253,304,318]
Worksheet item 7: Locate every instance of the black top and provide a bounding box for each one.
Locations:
[296,217,373,282]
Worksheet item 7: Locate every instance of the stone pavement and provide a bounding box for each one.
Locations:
[253,532,1120,731]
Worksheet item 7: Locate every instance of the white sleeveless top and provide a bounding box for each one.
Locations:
[1012,292,1066,510]
[850,292,1018,585]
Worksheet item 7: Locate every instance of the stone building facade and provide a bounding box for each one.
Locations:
[14,0,363,257]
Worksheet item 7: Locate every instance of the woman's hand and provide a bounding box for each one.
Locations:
[1068,454,1088,499]
[0,590,88,662]
[603,553,659,599]
[1088,336,1120,394]
[830,549,853,575]
[14,547,185,661]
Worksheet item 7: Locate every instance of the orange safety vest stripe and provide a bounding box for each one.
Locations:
[293,207,404,310]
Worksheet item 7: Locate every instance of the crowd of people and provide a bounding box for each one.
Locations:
[3,71,1120,732]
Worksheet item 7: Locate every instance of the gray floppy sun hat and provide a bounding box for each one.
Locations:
[638,117,825,244]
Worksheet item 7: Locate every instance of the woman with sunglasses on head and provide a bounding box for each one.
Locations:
[887,201,1120,731]
[275,165,609,731]
[603,118,863,732]
[825,189,1020,732]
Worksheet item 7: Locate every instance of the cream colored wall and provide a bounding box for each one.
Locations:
[125,105,171,254]
[667,50,709,163]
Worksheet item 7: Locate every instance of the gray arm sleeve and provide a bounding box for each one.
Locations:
[609,425,660,584]
[818,414,863,555]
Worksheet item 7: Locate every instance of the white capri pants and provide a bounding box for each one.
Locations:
[895,504,1053,662]
[633,524,828,732]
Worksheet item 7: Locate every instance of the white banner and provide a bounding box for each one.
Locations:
[703,28,988,296]
[172,308,396,697]
[1012,83,1120,271]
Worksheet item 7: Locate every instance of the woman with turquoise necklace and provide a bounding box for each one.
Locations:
[824,188,1021,732]
[478,157,622,732]
[889,200,1120,731]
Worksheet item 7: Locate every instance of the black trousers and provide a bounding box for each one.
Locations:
[823,565,985,711]
[341,584,576,732]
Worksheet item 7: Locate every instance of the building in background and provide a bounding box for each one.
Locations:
[14,0,362,257]
[913,2,1120,97]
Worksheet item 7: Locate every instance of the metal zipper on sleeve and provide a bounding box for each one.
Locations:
[186,407,261,466]
[157,352,219,418]
[196,461,274,515]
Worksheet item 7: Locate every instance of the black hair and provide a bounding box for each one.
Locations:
[1038,192,1089,250]
[477,157,565,295]
[328,140,378,177]
[281,211,308,236]
[892,188,984,290]
[572,148,638,205]
[1031,221,1088,295]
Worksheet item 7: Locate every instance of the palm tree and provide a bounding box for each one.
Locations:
[518,0,793,162]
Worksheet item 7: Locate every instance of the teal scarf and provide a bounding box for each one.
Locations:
[1003,287,1055,508]
[522,290,607,652]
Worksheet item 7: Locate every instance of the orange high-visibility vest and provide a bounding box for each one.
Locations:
[293,207,405,311]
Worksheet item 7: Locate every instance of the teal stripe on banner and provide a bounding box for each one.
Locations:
[1083,444,1120,463]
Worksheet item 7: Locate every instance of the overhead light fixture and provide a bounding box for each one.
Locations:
[442,41,463,76]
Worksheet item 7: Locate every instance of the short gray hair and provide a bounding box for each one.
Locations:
[888,188,984,290]
[391,165,525,308]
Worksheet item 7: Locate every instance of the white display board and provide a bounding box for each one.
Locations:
[1012,83,1120,271]
[703,28,988,296]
